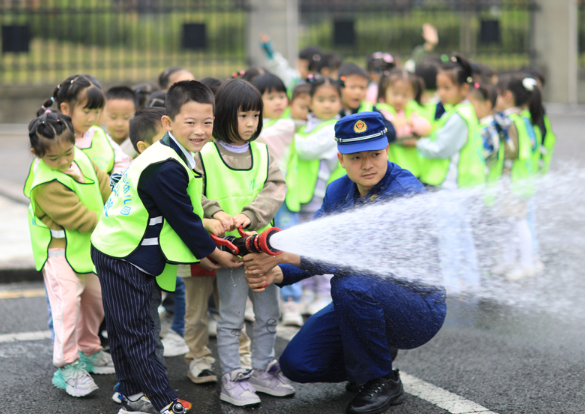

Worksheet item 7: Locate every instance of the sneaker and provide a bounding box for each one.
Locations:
[244,297,255,323]
[160,400,186,414]
[250,360,295,397]
[79,350,116,374]
[162,330,189,357]
[208,312,219,338]
[299,289,315,316]
[281,299,304,327]
[187,356,217,384]
[52,360,99,397]
[220,369,261,406]
[118,393,157,414]
[308,294,332,316]
[346,370,405,414]
[240,353,252,370]
[112,382,123,403]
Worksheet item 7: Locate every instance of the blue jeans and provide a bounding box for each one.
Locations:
[280,274,446,385]
[275,202,302,302]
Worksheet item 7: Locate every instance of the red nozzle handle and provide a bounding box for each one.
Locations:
[237,225,247,237]
[210,233,239,255]
[259,227,283,256]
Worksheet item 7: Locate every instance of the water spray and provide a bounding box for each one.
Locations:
[210,226,283,257]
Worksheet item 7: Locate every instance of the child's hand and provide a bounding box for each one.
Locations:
[199,257,221,271]
[209,248,243,269]
[233,214,251,230]
[401,138,418,148]
[203,218,225,237]
[422,23,438,48]
[259,32,271,43]
[212,211,235,232]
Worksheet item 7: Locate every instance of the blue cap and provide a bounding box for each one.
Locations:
[334,112,389,154]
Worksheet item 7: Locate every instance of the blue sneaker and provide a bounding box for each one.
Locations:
[112,382,123,404]
[79,350,116,374]
[52,360,98,397]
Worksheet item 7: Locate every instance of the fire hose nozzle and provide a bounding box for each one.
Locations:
[210,226,282,257]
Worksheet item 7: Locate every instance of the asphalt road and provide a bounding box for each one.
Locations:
[1,110,585,413]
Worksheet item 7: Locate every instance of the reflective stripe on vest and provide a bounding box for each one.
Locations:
[200,141,271,237]
[91,139,205,268]
[419,103,486,188]
[28,148,104,273]
[81,126,115,175]
[285,119,338,212]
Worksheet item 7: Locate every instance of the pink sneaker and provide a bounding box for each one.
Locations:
[250,360,295,397]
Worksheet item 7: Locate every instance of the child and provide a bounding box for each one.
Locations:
[337,63,397,140]
[196,79,292,406]
[104,86,137,146]
[133,81,161,110]
[287,82,311,130]
[25,112,114,397]
[285,76,342,317]
[414,58,442,122]
[158,66,195,91]
[91,80,242,414]
[365,51,396,103]
[109,107,193,412]
[492,73,543,280]
[376,68,431,177]
[38,74,131,175]
[252,73,296,172]
[416,55,485,294]
[315,52,343,79]
[199,77,223,96]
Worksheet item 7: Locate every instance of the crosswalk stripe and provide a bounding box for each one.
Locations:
[0,289,46,299]
[0,330,52,343]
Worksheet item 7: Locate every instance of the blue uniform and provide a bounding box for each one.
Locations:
[278,161,447,385]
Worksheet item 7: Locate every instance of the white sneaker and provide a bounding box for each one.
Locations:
[79,350,116,374]
[208,312,219,338]
[159,310,172,338]
[281,299,304,327]
[220,369,261,406]
[250,360,295,397]
[187,356,217,384]
[244,297,255,323]
[52,360,99,397]
[308,294,332,316]
[299,289,315,316]
[162,330,189,357]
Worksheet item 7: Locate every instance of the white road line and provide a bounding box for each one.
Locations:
[401,372,498,414]
[0,330,52,343]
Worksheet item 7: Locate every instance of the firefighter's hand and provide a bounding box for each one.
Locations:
[245,266,283,292]
[243,252,280,275]
[203,219,225,237]
[212,211,235,232]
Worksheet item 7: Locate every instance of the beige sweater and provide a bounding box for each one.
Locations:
[194,142,286,231]
[31,161,112,249]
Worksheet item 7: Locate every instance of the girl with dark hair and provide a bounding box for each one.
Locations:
[415,54,485,295]
[158,66,195,90]
[195,79,291,406]
[36,74,131,176]
[376,68,431,178]
[24,111,114,397]
[491,73,543,281]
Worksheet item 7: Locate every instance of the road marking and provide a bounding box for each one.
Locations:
[0,330,51,343]
[401,371,498,414]
[0,288,45,299]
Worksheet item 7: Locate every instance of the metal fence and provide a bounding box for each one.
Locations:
[299,0,539,71]
[0,0,250,87]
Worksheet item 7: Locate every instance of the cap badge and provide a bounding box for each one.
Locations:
[354,120,367,133]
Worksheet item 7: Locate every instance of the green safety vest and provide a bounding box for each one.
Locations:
[358,101,374,113]
[199,141,271,236]
[91,138,206,291]
[263,118,279,129]
[520,109,542,176]
[285,119,340,212]
[508,113,535,198]
[540,115,556,174]
[82,126,115,175]
[410,101,437,124]
[26,148,104,274]
[419,103,486,188]
[282,108,292,119]
[376,102,422,178]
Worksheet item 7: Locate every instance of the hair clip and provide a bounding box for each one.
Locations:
[383,54,394,63]
[338,76,346,87]
[467,76,474,84]
[451,56,457,63]
[312,54,321,62]
[44,109,51,114]
[306,74,315,83]
[474,82,480,89]
[522,77,537,92]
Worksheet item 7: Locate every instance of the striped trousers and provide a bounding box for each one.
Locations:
[91,246,176,411]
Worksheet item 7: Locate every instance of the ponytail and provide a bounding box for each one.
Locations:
[440,53,474,86]
[526,80,544,134]
[28,112,75,157]
[499,74,543,134]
